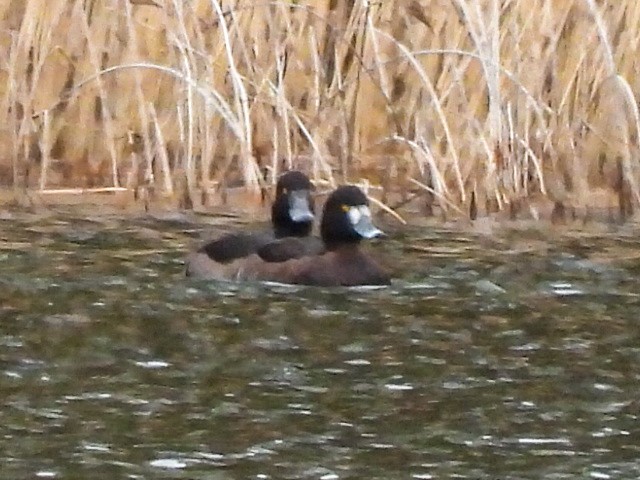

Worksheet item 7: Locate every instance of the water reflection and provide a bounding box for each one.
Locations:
[1,211,640,478]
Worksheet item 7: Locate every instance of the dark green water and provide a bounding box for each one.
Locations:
[2,210,640,479]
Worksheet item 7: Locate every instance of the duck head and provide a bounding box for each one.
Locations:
[271,171,315,237]
[320,185,384,250]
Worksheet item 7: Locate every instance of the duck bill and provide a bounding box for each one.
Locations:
[353,215,385,239]
[288,190,315,223]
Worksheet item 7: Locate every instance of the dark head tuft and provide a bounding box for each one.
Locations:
[275,170,312,195]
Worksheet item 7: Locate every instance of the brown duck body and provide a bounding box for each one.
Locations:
[227,245,390,287]
[198,185,392,287]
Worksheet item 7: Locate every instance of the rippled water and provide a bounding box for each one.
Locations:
[2,209,640,479]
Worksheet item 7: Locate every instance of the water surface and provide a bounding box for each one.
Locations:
[2,209,640,479]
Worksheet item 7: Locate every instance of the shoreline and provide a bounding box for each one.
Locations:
[0,186,638,235]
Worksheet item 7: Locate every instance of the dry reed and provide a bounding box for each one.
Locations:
[1,0,640,221]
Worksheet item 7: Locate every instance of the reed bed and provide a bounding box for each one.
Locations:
[1,0,639,221]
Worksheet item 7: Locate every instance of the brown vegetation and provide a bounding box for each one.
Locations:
[1,0,640,221]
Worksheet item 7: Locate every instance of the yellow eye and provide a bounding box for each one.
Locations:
[341,204,350,212]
